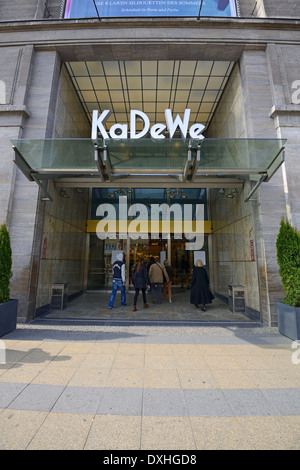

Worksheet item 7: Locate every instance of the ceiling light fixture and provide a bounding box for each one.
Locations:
[225,188,238,199]
[59,189,70,198]
[166,189,188,199]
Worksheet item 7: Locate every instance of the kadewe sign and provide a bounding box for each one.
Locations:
[91,108,205,140]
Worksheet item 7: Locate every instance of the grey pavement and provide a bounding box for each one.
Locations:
[0,319,300,450]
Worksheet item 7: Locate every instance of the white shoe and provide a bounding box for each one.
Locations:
[169,298,172,303]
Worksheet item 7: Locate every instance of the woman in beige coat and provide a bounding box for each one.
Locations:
[148,257,169,304]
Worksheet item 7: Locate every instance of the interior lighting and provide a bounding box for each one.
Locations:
[59,189,70,198]
[225,188,238,199]
[167,189,188,199]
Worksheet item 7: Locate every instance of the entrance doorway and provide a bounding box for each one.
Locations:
[86,187,209,293]
[87,235,207,291]
[36,185,262,323]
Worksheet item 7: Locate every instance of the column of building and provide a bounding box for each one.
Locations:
[1,46,62,322]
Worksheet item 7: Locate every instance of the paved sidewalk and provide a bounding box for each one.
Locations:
[0,321,300,450]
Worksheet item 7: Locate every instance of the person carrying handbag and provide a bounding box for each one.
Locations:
[148,257,169,304]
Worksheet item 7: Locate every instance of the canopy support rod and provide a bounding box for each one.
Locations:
[265,148,285,181]
[244,174,267,203]
[183,140,192,181]
[189,144,201,182]
[94,143,105,182]
[244,146,285,202]
[12,145,34,181]
[31,173,53,201]
[12,145,53,201]
[102,139,112,180]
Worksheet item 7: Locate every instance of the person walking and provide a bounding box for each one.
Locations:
[132,258,149,311]
[146,256,155,273]
[179,255,190,288]
[108,252,126,309]
[146,256,155,293]
[190,259,214,311]
[163,259,173,303]
[148,257,169,304]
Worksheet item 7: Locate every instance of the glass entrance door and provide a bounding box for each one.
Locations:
[87,234,209,291]
[87,187,209,291]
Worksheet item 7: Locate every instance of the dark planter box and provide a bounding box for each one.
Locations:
[0,299,18,338]
[277,302,300,341]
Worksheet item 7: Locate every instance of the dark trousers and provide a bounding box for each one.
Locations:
[151,282,162,303]
[134,288,146,305]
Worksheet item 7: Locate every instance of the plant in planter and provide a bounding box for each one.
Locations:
[0,222,18,337]
[276,218,300,340]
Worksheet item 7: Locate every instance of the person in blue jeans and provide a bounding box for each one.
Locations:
[109,252,126,308]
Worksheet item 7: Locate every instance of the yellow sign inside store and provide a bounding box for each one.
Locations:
[87,220,212,234]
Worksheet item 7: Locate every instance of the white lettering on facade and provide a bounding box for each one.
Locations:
[0,80,6,105]
[0,340,6,365]
[92,109,112,139]
[291,80,300,105]
[91,108,205,139]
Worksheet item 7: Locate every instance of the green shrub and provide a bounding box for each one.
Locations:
[276,218,300,307]
[0,222,12,304]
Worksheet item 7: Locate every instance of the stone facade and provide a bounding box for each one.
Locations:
[0,0,300,325]
[35,64,90,312]
[206,64,261,318]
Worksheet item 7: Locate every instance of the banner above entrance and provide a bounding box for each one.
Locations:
[12,137,286,202]
[64,0,238,19]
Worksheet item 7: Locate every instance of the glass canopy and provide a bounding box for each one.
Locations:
[11,137,285,175]
[12,137,286,202]
[198,138,285,174]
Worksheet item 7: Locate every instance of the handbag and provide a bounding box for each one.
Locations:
[157,263,167,282]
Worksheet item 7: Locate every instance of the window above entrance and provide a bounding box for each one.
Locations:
[12,137,286,202]
[66,60,235,134]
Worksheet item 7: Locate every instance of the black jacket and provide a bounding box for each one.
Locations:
[190,266,214,306]
[165,265,173,282]
[132,264,148,289]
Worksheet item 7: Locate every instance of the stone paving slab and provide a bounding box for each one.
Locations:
[44,293,252,323]
[0,322,299,450]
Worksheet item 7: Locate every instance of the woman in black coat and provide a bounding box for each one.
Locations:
[190,259,214,311]
[132,259,149,311]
